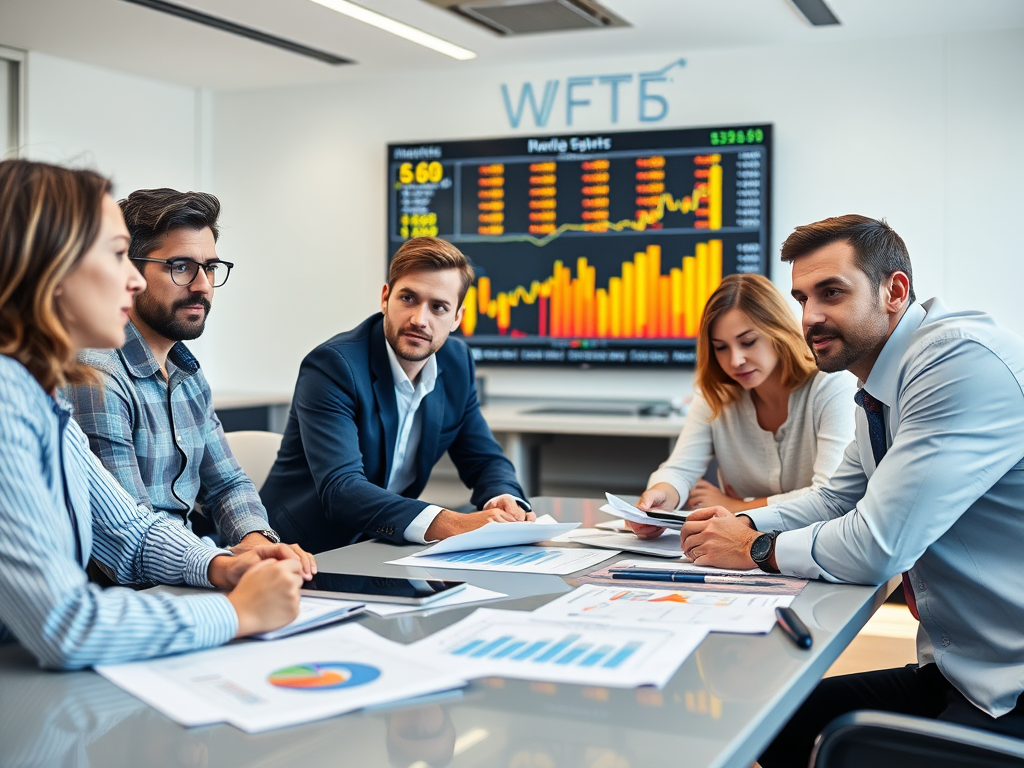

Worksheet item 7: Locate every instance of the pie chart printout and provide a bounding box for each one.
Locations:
[268,662,381,691]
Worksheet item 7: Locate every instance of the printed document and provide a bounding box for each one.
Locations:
[559,528,684,558]
[96,624,466,733]
[388,545,617,575]
[601,492,685,529]
[535,583,794,634]
[412,518,580,556]
[410,608,707,688]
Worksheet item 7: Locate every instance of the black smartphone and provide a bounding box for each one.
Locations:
[300,573,467,605]
[644,510,689,523]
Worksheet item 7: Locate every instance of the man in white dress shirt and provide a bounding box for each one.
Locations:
[678,215,1024,764]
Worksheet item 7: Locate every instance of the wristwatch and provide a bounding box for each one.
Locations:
[249,529,281,544]
[750,530,781,574]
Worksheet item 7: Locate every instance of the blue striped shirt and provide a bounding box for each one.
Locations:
[0,354,237,669]
[66,321,271,546]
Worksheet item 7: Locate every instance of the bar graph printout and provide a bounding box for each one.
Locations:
[387,545,617,575]
[535,584,794,634]
[410,608,708,688]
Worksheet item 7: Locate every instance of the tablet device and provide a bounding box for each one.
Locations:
[300,573,467,605]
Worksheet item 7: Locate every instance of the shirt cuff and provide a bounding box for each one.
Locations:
[179,594,238,647]
[773,523,828,580]
[744,505,786,533]
[224,512,275,547]
[182,544,233,588]
[404,505,444,544]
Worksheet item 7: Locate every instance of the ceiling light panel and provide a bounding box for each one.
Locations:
[309,0,477,60]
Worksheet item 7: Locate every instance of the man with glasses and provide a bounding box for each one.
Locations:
[67,189,315,576]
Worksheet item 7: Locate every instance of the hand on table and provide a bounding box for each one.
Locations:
[425,499,534,541]
[227,559,303,638]
[482,494,536,521]
[679,506,760,569]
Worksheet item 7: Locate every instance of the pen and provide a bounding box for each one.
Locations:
[775,606,812,649]
[610,571,781,587]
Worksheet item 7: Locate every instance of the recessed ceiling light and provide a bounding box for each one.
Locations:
[309,0,477,60]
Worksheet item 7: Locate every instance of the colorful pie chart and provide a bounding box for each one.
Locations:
[268,662,381,690]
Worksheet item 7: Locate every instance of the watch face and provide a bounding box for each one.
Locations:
[750,533,773,562]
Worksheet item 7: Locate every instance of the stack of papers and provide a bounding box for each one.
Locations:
[409,608,707,689]
[96,624,466,733]
[558,528,684,558]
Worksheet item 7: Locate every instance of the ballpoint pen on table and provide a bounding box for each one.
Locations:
[609,571,782,587]
[775,606,813,649]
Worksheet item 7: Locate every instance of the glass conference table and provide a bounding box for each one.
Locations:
[0,498,893,768]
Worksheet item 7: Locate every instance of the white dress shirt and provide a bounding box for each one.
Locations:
[384,342,446,543]
[747,298,1024,717]
[648,370,855,508]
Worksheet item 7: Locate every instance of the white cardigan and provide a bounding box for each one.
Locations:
[648,371,857,508]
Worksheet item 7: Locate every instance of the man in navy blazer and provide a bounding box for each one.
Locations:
[261,237,532,554]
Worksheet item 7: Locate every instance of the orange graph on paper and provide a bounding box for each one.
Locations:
[460,240,723,339]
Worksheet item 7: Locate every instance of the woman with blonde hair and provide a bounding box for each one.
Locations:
[630,273,855,538]
[0,159,305,668]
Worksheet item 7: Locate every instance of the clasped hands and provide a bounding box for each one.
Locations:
[627,483,762,570]
[207,539,318,639]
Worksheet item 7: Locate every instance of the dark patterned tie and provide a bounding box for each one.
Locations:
[855,388,920,620]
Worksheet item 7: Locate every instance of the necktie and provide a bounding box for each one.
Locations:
[854,388,920,620]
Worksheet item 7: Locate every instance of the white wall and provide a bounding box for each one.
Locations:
[20,50,218,358]
[206,28,1024,400]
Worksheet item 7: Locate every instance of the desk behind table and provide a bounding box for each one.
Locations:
[0,497,891,768]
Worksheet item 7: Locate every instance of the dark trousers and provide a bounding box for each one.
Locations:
[760,664,1024,768]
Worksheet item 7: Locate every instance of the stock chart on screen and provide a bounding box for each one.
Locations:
[387,124,771,366]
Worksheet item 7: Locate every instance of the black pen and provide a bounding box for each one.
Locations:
[775,606,812,649]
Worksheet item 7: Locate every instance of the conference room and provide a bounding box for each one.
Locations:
[2,1,1024,766]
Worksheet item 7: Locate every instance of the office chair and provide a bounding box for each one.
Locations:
[810,710,1024,768]
[224,430,283,491]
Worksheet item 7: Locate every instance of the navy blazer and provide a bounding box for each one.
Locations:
[261,314,526,553]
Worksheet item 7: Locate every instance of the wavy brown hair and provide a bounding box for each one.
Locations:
[696,273,817,419]
[0,159,112,393]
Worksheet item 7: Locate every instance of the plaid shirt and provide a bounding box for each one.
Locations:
[66,321,272,546]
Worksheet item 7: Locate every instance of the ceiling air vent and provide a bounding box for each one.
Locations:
[425,0,629,36]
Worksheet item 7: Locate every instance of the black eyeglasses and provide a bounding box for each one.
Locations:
[131,257,234,288]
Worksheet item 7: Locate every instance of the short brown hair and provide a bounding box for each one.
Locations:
[119,188,221,261]
[781,214,915,303]
[389,237,475,304]
[696,273,817,419]
[0,159,111,393]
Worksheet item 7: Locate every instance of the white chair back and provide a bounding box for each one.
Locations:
[225,430,283,492]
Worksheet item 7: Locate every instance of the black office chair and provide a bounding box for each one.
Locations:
[810,710,1024,768]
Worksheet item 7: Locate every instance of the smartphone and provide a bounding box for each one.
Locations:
[300,573,467,605]
[644,510,689,524]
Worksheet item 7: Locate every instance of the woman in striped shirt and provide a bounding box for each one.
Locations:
[0,159,305,668]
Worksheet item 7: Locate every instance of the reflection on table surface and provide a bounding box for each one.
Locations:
[0,497,887,768]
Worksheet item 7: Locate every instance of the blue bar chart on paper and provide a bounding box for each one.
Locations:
[413,608,710,688]
[389,545,617,575]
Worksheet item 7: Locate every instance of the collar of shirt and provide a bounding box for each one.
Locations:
[861,300,928,408]
[384,337,437,400]
[118,321,200,384]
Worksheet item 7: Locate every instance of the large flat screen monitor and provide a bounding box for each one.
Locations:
[387,123,772,366]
